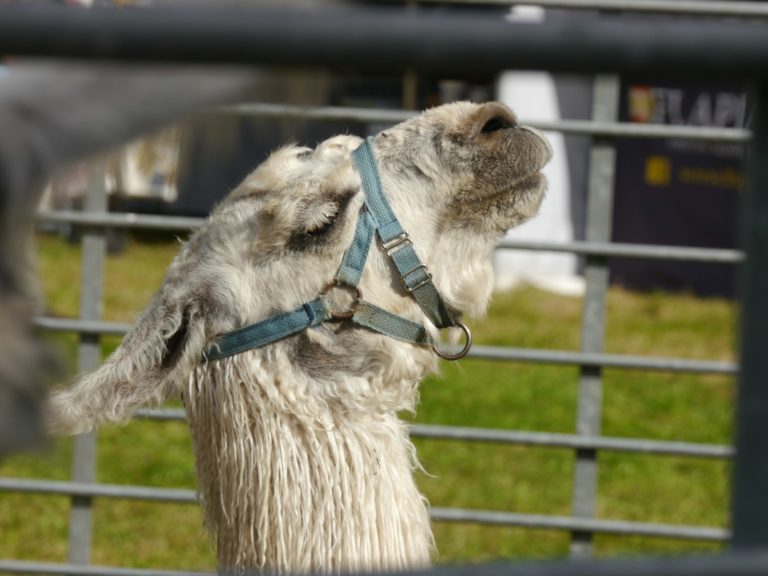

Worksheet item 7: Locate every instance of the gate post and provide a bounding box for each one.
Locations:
[731,81,768,548]
[570,73,620,557]
[68,161,107,565]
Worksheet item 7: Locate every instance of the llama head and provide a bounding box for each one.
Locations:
[372,101,551,317]
[49,101,550,433]
[199,101,549,386]
[210,100,550,325]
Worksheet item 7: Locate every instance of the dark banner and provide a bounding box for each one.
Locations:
[611,81,750,297]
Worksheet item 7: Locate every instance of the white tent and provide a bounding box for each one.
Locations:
[494,6,585,297]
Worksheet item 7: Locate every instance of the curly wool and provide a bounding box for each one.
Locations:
[186,352,433,573]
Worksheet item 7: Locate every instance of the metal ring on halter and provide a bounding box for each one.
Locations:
[320,279,362,321]
[431,322,472,361]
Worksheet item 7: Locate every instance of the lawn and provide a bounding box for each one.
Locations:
[0,233,737,570]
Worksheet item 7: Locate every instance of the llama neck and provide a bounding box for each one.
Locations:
[184,353,433,573]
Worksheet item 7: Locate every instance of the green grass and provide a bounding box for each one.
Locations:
[0,233,737,569]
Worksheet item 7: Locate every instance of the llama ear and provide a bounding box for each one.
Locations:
[48,285,207,435]
[160,305,192,370]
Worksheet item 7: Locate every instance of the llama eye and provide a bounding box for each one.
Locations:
[304,204,340,237]
[296,149,313,160]
[287,190,356,251]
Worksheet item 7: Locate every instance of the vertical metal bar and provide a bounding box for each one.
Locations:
[731,82,768,548]
[402,0,418,110]
[403,70,418,110]
[68,161,107,565]
[570,74,620,557]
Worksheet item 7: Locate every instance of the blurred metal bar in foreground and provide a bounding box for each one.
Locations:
[520,0,768,16]
[0,559,213,576]
[375,0,768,18]
[2,5,768,77]
[732,84,768,547]
[6,551,768,576]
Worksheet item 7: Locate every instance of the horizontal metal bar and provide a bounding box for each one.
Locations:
[8,554,768,576]
[7,555,768,576]
[225,102,416,124]
[469,345,738,374]
[530,119,751,142]
[0,478,197,503]
[498,239,745,263]
[515,0,768,18]
[409,424,733,458]
[34,316,131,336]
[35,318,738,374]
[136,410,732,459]
[379,0,768,18]
[3,6,768,78]
[137,408,187,421]
[0,478,726,541]
[431,507,729,541]
[37,210,205,231]
[0,560,213,576]
[494,552,768,576]
[554,0,768,17]
[37,211,745,263]
[224,103,752,143]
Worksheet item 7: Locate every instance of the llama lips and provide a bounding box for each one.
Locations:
[518,171,546,190]
[496,169,546,200]
[520,125,554,165]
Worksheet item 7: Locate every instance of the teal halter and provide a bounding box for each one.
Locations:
[203,137,472,362]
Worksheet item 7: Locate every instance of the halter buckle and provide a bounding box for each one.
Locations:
[320,279,362,321]
[382,233,412,256]
[402,265,433,293]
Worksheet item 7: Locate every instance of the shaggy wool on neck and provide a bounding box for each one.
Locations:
[185,351,433,573]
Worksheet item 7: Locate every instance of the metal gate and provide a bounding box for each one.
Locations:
[1,1,767,574]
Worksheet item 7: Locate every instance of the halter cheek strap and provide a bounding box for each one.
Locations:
[203,137,471,362]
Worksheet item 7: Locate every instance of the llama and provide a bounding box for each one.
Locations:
[49,101,552,573]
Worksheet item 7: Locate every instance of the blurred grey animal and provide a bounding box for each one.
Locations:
[0,62,263,457]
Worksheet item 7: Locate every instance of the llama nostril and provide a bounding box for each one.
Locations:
[481,115,513,134]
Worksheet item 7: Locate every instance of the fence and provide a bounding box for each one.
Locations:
[1,1,768,574]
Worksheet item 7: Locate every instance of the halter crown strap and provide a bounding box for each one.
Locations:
[203,137,469,362]
[352,138,458,329]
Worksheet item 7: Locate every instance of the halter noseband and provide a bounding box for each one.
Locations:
[203,137,472,362]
